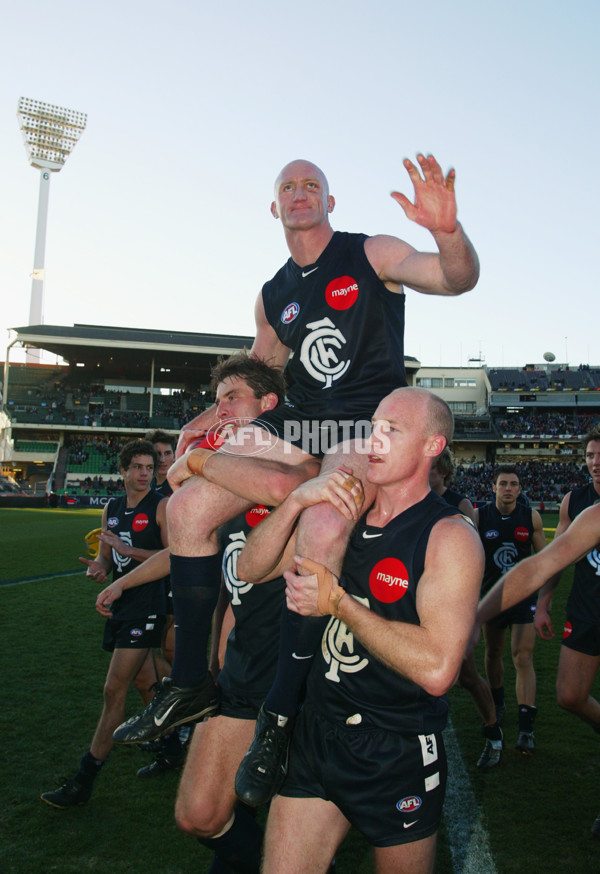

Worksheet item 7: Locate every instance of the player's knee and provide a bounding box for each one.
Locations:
[512,650,534,673]
[167,479,211,530]
[175,794,230,838]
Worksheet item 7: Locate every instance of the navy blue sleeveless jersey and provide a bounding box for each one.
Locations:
[566,483,600,623]
[152,477,173,498]
[306,492,461,735]
[262,231,407,420]
[218,505,285,697]
[105,490,166,619]
[477,502,535,596]
[441,487,468,509]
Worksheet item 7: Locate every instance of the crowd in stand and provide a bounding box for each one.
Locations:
[455,460,590,504]
[495,412,597,436]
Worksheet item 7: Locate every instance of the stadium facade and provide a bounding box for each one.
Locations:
[1,323,598,506]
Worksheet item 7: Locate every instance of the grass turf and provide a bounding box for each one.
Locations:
[1,508,599,872]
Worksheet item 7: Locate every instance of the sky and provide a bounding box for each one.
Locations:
[0,0,598,370]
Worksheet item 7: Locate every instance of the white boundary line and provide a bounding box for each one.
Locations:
[443,717,498,874]
[1,569,84,587]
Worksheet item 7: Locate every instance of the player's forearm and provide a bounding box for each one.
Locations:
[117,548,170,589]
[432,222,480,294]
[237,493,304,582]
[203,455,320,507]
[337,596,463,697]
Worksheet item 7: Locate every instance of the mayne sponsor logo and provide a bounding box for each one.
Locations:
[326,276,359,311]
[563,620,573,639]
[369,557,410,603]
[246,505,270,527]
[514,526,530,542]
[132,514,149,533]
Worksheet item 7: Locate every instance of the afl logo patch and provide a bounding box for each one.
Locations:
[514,526,529,542]
[397,795,422,813]
[281,302,300,324]
[325,276,359,310]
[132,513,149,533]
[130,627,143,638]
[108,516,119,528]
[485,529,499,540]
[246,505,270,527]
[369,557,410,603]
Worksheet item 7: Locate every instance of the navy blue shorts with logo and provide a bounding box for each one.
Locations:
[251,403,372,460]
[561,614,600,656]
[486,593,536,629]
[102,614,165,652]
[281,704,447,847]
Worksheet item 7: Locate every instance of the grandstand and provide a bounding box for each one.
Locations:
[1,324,598,508]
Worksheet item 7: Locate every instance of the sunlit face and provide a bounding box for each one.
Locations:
[367,392,442,487]
[585,440,600,486]
[271,160,334,232]
[153,442,174,479]
[493,474,521,511]
[215,375,272,429]
[121,454,154,494]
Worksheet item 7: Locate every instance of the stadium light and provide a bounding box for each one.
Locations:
[17,97,87,359]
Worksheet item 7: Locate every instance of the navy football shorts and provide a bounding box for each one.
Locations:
[102,614,165,652]
[281,704,447,847]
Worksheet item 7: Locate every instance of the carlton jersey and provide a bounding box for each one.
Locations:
[105,490,167,620]
[262,231,407,420]
[306,492,461,735]
[565,483,600,623]
[478,503,535,597]
[152,478,173,498]
[441,487,468,510]
[217,505,285,697]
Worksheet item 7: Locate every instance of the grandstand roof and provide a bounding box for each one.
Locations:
[10,324,255,387]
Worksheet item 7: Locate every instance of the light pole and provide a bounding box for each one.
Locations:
[17,97,87,360]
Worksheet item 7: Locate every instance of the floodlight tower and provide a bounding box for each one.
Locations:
[17,97,87,359]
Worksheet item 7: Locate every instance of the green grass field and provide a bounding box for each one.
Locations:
[1,508,599,873]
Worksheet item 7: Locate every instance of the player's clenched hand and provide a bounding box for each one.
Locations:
[78,556,108,584]
[284,555,346,617]
[176,428,206,459]
[167,453,196,491]
[95,581,123,616]
[391,153,457,236]
[293,467,364,520]
[534,606,554,640]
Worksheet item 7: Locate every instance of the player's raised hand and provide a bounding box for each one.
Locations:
[391,154,457,235]
[78,556,108,583]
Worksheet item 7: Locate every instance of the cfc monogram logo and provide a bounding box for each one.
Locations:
[587,548,600,576]
[299,317,350,389]
[222,530,254,605]
[321,596,370,683]
[112,531,133,573]
[493,542,518,574]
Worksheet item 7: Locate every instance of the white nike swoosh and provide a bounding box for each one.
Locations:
[362,531,383,539]
[501,516,511,520]
[153,701,179,727]
[301,267,319,278]
[124,510,134,515]
[403,821,418,829]
[291,653,313,660]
